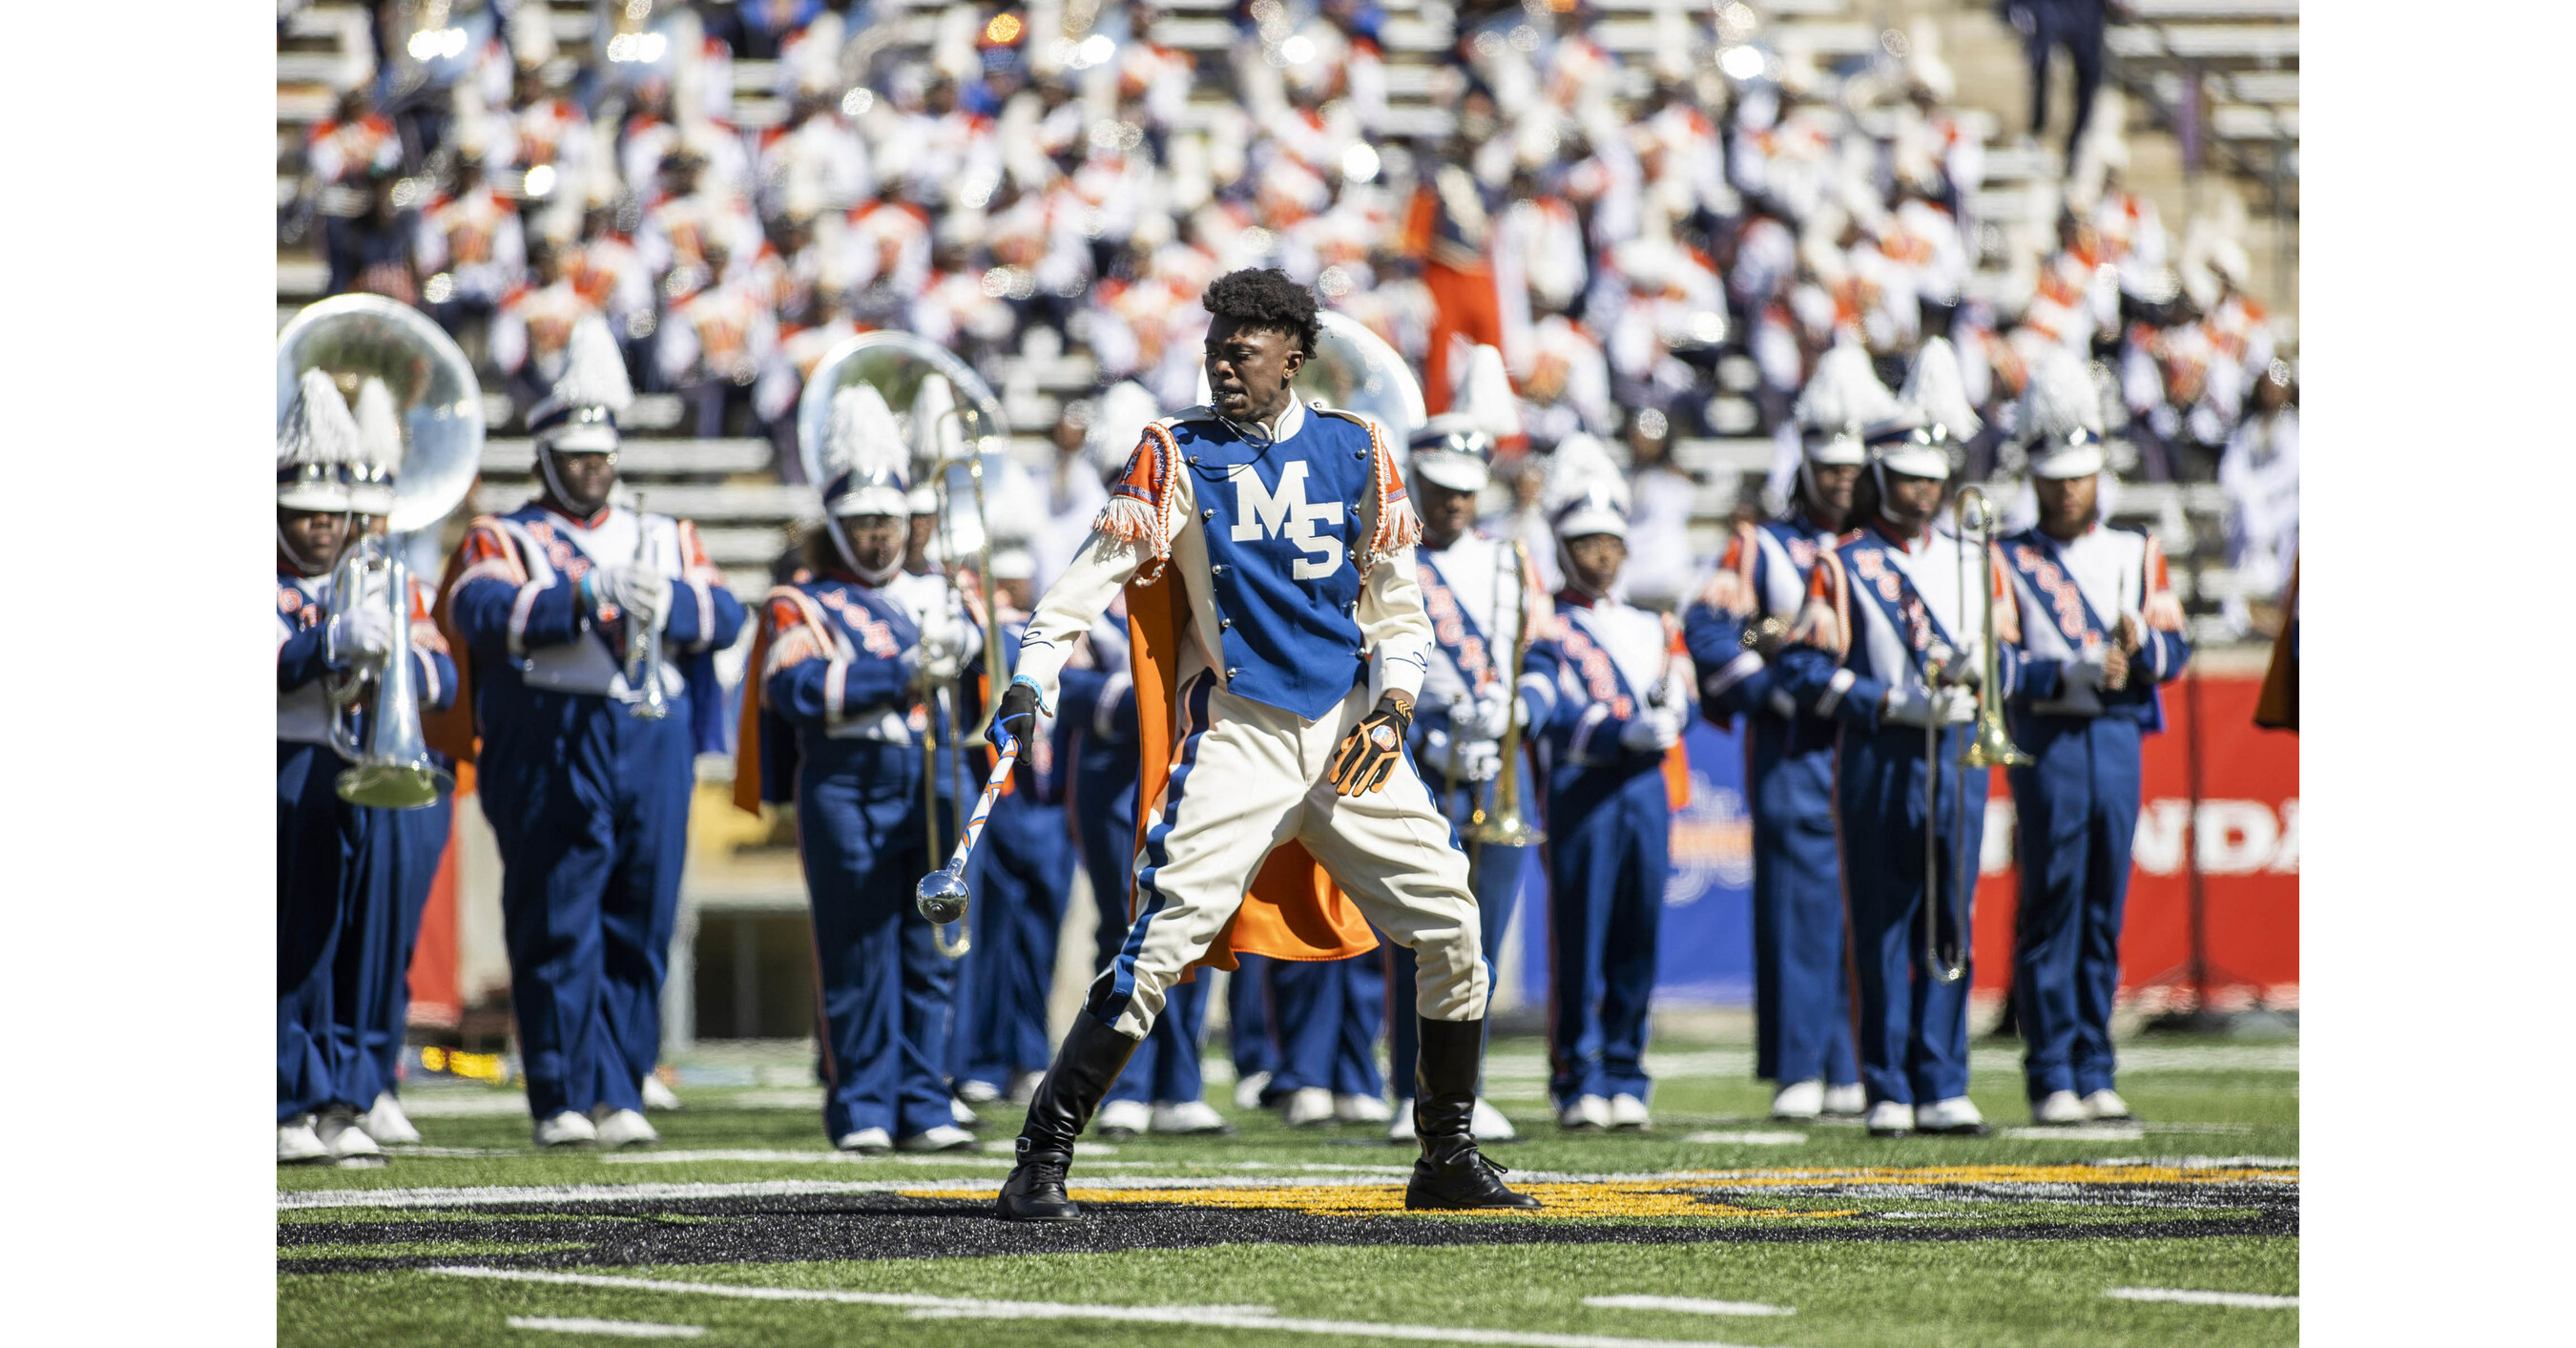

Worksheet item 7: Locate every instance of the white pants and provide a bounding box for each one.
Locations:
[1095,676,1488,1040]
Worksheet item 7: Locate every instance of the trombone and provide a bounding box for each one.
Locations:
[1463,537,1546,851]
[623,489,672,721]
[1920,486,2031,984]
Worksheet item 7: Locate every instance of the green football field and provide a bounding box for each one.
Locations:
[277,1030,2297,1347]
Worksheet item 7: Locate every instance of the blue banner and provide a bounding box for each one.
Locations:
[1514,718,1756,1006]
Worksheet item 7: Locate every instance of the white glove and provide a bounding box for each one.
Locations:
[327,606,395,668]
[1619,703,1685,753]
[1942,686,1978,721]
[596,565,672,628]
[1881,684,1974,727]
[915,611,973,682]
[1454,685,1514,740]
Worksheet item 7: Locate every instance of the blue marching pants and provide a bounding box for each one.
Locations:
[796,739,960,1141]
[1386,769,1526,1097]
[953,787,1074,1093]
[1225,952,1278,1089]
[329,796,411,1111]
[1544,760,1670,1106]
[346,788,452,1105]
[280,740,383,1121]
[1269,952,1386,1098]
[2006,714,2141,1100]
[477,693,695,1122]
[1836,723,1987,1107]
[1072,755,1211,1106]
[1746,720,1859,1088]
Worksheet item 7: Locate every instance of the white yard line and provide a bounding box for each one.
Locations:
[2105,1287,2298,1309]
[1675,1131,1808,1146]
[2090,1155,2299,1169]
[505,1316,707,1338]
[1584,1296,1795,1317]
[436,1268,1788,1348]
[2000,1126,2148,1142]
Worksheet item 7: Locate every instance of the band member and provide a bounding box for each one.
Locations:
[278,373,455,1164]
[986,269,1536,1218]
[734,385,979,1153]
[435,318,746,1149]
[1998,349,2191,1124]
[1387,412,1530,1143]
[1267,943,1391,1126]
[1775,397,2025,1139]
[1681,346,1886,1122]
[1057,607,1231,1138]
[1519,435,1693,1133]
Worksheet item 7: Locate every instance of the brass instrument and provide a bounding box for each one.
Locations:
[1919,486,2030,984]
[623,489,672,721]
[278,296,481,810]
[1953,487,2030,773]
[1463,538,1547,850]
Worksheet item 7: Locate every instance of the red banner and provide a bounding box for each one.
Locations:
[1971,674,2299,1006]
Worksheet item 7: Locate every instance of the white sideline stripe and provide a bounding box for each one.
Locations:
[2001,1126,2147,1142]
[506,1317,707,1338]
[436,1269,1785,1348]
[1676,1131,1808,1146]
[2105,1287,2298,1309]
[1585,1296,1795,1317]
[2091,1155,2300,1169]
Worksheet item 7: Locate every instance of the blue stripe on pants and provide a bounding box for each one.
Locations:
[1835,724,1985,1107]
[2006,713,2140,1100]
[1103,674,1215,1024]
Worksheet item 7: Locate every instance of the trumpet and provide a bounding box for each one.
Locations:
[1464,538,1546,850]
[1918,486,2030,984]
[323,538,451,810]
[624,490,672,721]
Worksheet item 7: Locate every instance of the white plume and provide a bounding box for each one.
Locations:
[1900,337,1982,441]
[821,384,906,487]
[279,369,362,468]
[551,315,634,417]
[351,377,405,475]
[1795,343,1901,434]
[1089,381,1163,475]
[1543,432,1631,517]
[911,373,966,465]
[2020,347,2106,442]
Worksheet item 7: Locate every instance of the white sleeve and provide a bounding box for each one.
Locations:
[1013,530,1145,711]
[1360,544,1433,705]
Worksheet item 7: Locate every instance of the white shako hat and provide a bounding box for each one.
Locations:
[279,368,362,512]
[1898,337,1983,450]
[528,315,632,455]
[2020,347,2109,479]
[817,384,911,518]
[1544,432,1631,541]
[347,377,404,517]
[1795,343,1901,468]
[1408,413,1495,494]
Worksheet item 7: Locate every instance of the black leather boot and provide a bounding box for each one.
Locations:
[995,1009,1141,1221]
[1404,1017,1541,1211]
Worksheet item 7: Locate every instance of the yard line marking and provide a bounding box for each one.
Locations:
[600,1150,1018,1168]
[1584,1296,1795,1317]
[1676,1131,1807,1146]
[2090,1155,2299,1169]
[2105,1287,2298,1309]
[505,1317,707,1338]
[2000,1126,2147,1142]
[435,1269,1786,1348]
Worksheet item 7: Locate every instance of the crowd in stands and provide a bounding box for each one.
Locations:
[283,0,2295,630]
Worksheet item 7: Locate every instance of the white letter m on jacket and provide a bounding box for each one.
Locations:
[1229,461,1343,580]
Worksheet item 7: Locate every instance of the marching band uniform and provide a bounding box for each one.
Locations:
[1999,351,2190,1124]
[1057,612,1227,1137]
[733,385,979,1153]
[992,370,1532,1218]
[1520,436,1693,1132]
[434,321,745,1148]
[1266,940,1390,1126]
[1387,414,1531,1142]
[1775,410,2025,1138]
[277,373,456,1165]
[1680,347,1892,1122]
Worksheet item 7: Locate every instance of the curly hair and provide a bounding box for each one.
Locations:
[1200,267,1320,356]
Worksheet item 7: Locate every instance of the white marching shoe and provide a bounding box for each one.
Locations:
[1152,1100,1234,1135]
[1558,1094,1610,1130]
[2082,1089,2133,1121]
[279,1116,330,1165]
[361,1091,422,1146]
[953,1078,1002,1105]
[1864,1100,1916,1137]
[1334,1092,1393,1125]
[1094,1099,1153,1139]
[1281,1087,1336,1127]
[1914,1096,1990,1136]
[534,1110,599,1148]
[316,1108,384,1163]
[1770,1079,1825,1121]
[591,1107,659,1148]
[1471,1096,1517,1141]
[950,1096,983,1128]
[2031,1090,2088,1126]
[1387,1099,1417,1141]
[641,1075,683,1111]
[1232,1069,1273,1110]
[1608,1093,1652,1130]
[835,1128,892,1154]
[1821,1083,1868,1117]
[898,1125,978,1153]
